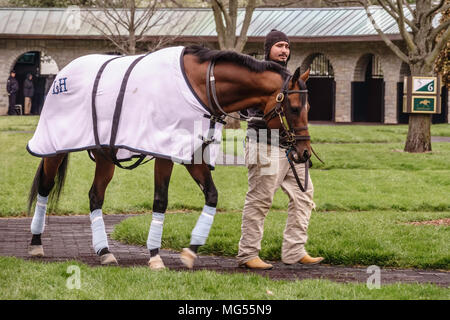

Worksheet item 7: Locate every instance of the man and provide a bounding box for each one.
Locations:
[237,29,324,269]
[7,70,19,115]
[23,73,34,115]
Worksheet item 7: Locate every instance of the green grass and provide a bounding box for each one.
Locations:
[112,211,450,270]
[2,131,450,215]
[0,257,448,300]
[0,115,39,132]
[1,117,450,299]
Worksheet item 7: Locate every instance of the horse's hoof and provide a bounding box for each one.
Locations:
[100,253,118,266]
[148,255,165,270]
[28,245,44,257]
[180,248,197,269]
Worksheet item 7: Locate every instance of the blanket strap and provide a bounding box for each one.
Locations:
[90,56,121,163]
[108,53,153,170]
[91,54,152,170]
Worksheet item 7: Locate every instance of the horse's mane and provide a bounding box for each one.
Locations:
[184,45,290,79]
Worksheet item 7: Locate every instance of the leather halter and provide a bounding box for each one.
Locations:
[205,60,314,192]
[205,59,310,147]
[262,74,310,146]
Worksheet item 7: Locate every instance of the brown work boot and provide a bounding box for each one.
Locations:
[299,254,324,265]
[239,257,273,270]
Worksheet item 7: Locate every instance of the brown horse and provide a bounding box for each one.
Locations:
[27,45,311,270]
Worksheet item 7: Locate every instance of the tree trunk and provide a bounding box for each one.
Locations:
[404,64,433,153]
[404,114,432,152]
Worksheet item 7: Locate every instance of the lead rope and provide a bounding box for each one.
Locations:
[286,147,309,192]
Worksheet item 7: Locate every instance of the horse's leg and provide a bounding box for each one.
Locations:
[147,158,174,270]
[89,149,118,265]
[180,163,218,269]
[29,153,67,256]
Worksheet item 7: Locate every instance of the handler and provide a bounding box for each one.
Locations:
[237,29,324,269]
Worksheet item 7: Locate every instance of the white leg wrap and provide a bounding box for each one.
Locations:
[90,209,108,255]
[190,205,216,246]
[147,212,165,250]
[30,194,48,235]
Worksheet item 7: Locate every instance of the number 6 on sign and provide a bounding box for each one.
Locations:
[412,77,437,94]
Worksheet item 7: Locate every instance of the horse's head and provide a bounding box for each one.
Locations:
[263,68,311,164]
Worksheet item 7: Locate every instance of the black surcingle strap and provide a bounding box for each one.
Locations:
[90,53,153,170]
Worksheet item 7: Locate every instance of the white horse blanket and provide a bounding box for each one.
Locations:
[27,46,223,166]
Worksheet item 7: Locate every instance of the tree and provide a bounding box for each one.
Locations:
[76,0,191,55]
[434,5,449,88]
[328,0,450,153]
[205,0,298,128]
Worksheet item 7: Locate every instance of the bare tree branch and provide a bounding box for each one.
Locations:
[377,0,418,32]
[363,0,410,63]
[429,17,450,48]
[235,0,256,52]
[426,0,446,18]
[79,0,188,54]
[403,0,415,17]
[395,0,416,52]
[259,0,298,7]
[213,0,232,28]
[426,21,450,66]
[211,0,227,48]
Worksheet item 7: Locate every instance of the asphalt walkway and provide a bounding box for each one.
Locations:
[0,214,448,287]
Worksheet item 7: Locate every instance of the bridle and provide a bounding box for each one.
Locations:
[262,74,309,147]
[205,59,322,192]
[205,60,310,147]
[262,74,312,192]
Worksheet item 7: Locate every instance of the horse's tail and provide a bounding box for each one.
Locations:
[27,154,70,216]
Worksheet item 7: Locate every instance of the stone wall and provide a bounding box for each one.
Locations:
[0,38,448,123]
[0,38,112,115]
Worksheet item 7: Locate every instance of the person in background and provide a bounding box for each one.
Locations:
[7,70,19,115]
[237,29,324,270]
[23,73,34,115]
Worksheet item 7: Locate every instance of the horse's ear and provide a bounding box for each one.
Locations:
[300,68,310,82]
[292,67,301,83]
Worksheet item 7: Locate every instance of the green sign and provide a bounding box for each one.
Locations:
[412,96,436,113]
[412,77,437,94]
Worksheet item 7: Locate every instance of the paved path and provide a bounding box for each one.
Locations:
[1,215,448,287]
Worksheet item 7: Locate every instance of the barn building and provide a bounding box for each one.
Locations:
[0,7,448,123]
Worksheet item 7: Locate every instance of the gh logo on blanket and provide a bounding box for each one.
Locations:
[52,77,68,95]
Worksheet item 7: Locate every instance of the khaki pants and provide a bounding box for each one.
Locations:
[237,140,315,265]
[24,97,32,115]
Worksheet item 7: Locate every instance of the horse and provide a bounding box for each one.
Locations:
[26,45,311,270]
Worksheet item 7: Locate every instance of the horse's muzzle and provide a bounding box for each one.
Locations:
[290,149,310,164]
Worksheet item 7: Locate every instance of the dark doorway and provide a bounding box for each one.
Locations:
[13,51,40,114]
[12,51,57,115]
[433,87,448,124]
[351,55,384,122]
[306,54,335,121]
[307,78,335,121]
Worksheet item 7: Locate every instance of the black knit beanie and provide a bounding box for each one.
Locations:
[264,29,290,63]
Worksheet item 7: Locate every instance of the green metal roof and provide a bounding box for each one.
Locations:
[0,7,439,40]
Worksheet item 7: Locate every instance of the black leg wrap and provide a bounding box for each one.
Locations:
[30,234,42,245]
[149,248,159,257]
[189,245,200,253]
[98,247,110,256]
